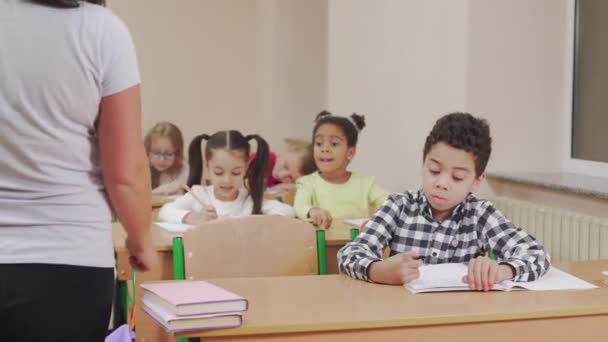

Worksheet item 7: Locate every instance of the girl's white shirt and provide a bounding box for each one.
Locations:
[158,185,295,223]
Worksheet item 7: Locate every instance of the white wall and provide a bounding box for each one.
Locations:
[465,0,567,175]
[328,0,470,192]
[111,0,570,193]
[255,0,328,149]
[109,0,327,152]
[327,0,569,193]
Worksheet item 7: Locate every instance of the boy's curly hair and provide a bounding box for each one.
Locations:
[423,112,492,177]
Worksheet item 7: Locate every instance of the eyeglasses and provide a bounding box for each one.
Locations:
[149,150,177,160]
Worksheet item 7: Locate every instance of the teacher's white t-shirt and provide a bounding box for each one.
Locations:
[0,0,140,267]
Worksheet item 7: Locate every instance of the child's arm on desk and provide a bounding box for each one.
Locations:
[462,255,514,291]
[368,251,423,285]
[158,187,213,224]
[338,195,407,283]
[294,176,332,228]
[307,208,332,229]
[477,201,550,282]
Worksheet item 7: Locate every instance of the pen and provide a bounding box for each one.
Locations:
[481,245,497,261]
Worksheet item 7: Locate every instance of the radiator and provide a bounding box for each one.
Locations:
[492,196,608,262]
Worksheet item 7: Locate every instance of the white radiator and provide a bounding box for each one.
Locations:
[492,196,608,262]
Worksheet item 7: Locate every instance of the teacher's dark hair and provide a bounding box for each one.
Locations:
[30,0,106,8]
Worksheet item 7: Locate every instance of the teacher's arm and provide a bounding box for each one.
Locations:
[98,85,156,272]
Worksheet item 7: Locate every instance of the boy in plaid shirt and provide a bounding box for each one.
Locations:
[338,112,550,290]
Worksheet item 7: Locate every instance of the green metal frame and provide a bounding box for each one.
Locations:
[172,237,193,342]
[118,280,129,323]
[316,230,327,275]
[349,227,359,241]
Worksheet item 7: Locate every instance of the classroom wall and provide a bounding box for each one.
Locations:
[109,0,328,152]
[327,0,470,192]
[111,0,570,193]
[327,0,568,193]
[465,0,566,175]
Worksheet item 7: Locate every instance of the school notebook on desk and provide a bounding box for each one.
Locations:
[154,222,194,233]
[143,297,242,332]
[141,281,248,316]
[405,263,598,294]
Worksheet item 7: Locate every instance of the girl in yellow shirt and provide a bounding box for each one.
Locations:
[294,111,389,228]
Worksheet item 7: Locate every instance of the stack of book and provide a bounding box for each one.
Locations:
[141,281,248,332]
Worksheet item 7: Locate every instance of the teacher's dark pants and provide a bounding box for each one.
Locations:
[0,263,114,342]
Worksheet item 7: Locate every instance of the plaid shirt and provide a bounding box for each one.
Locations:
[338,191,550,282]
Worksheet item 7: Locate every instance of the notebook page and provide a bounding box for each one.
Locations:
[343,218,369,227]
[503,267,598,291]
[405,263,470,293]
[155,222,194,233]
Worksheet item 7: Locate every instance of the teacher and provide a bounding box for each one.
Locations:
[0,0,155,341]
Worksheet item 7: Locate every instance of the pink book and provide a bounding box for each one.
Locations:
[141,281,248,316]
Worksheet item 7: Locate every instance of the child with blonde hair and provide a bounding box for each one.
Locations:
[253,138,317,192]
[144,122,188,195]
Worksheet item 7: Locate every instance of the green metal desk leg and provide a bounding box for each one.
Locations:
[316,230,327,275]
[350,228,359,241]
[173,237,186,280]
[171,237,194,342]
[118,280,129,323]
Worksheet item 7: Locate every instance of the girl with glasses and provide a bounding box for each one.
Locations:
[144,122,189,195]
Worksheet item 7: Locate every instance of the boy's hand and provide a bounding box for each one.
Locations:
[183,206,218,225]
[462,256,514,291]
[308,208,332,229]
[368,250,423,285]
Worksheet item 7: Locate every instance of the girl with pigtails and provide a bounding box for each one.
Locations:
[158,130,294,224]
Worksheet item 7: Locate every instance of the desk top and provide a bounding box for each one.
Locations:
[113,217,358,253]
[173,260,608,338]
[325,220,361,246]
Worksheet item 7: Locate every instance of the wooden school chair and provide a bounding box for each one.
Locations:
[167,216,327,342]
[171,215,327,280]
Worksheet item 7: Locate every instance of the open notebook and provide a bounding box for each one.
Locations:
[343,218,369,227]
[405,263,598,294]
[154,222,194,233]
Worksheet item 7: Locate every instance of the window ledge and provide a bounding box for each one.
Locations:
[487,172,608,200]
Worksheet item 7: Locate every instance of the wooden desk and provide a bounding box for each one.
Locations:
[323,221,360,274]
[116,218,353,341]
[143,260,608,342]
[113,222,177,341]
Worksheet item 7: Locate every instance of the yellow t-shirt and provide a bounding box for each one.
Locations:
[294,172,389,219]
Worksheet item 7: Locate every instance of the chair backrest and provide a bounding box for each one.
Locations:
[182,215,318,279]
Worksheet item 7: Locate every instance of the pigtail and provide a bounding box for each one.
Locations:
[187,134,210,187]
[314,110,332,123]
[245,134,270,214]
[350,113,366,132]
